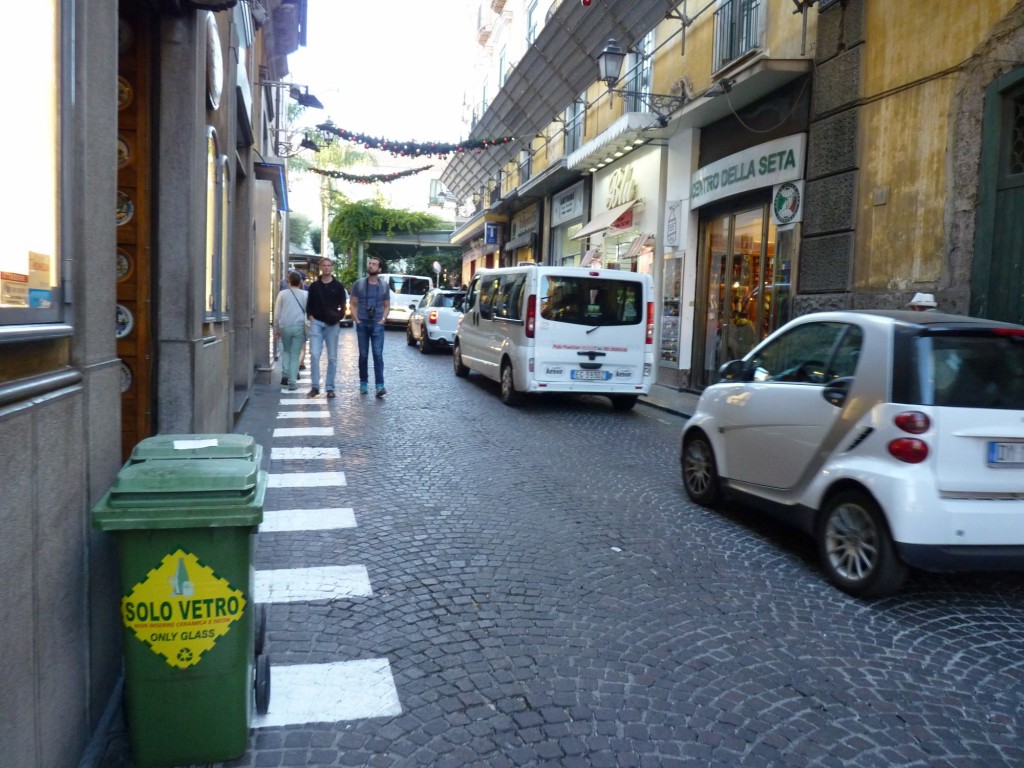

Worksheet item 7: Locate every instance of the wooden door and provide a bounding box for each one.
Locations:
[117,7,154,460]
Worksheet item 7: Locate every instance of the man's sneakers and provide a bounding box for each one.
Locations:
[327,390,336,399]
[375,385,387,398]
[281,376,288,386]
[359,383,368,394]
[308,388,320,398]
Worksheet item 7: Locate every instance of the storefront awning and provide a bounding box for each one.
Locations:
[254,161,288,212]
[503,232,536,252]
[571,200,636,241]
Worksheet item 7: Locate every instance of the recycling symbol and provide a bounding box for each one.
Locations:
[177,647,194,664]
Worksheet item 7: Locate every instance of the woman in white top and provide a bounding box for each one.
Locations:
[274,271,309,390]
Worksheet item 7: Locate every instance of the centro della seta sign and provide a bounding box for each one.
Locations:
[121,549,246,668]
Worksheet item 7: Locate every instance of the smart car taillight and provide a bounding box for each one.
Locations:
[894,411,930,434]
[888,438,929,463]
[428,310,438,324]
[646,302,654,344]
[526,294,537,338]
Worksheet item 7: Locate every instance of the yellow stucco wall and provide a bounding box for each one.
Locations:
[855,0,1019,291]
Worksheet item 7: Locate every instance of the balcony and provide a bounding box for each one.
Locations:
[490,0,506,12]
[713,0,764,73]
[478,21,493,45]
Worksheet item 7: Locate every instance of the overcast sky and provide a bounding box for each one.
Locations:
[287,0,477,144]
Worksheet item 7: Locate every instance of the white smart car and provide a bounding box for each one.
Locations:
[680,309,1024,597]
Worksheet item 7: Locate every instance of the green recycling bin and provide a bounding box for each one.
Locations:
[92,434,268,768]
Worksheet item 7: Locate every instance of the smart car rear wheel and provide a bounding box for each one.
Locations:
[406,325,417,346]
[453,343,469,377]
[681,432,720,507]
[817,490,908,598]
[419,330,431,354]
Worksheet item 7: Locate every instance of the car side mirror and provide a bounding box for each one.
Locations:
[823,377,854,407]
[453,300,463,312]
[409,303,417,311]
[718,359,752,382]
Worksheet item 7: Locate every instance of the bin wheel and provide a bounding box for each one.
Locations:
[254,604,267,656]
[255,654,271,715]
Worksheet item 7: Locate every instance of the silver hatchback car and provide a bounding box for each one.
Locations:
[681,310,1024,597]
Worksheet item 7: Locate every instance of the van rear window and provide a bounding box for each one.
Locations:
[539,276,642,326]
[388,276,431,296]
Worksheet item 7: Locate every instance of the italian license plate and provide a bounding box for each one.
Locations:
[988,441,1024,465]
[572,369,611,381]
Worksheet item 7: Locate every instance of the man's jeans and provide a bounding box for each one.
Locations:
[356,320,385,386]
[309,319,341,391]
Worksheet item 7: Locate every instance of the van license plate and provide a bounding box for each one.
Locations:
[572,369,611,381]
[988,441,1024,465]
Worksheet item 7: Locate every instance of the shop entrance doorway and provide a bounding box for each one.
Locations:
[694,202,781,389]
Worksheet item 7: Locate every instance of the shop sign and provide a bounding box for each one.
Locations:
[607,165,639,208]
[511,204,539,238]
[772,181,804,227]
[551,181,584,227]
[484,222,499,245]
[690,134,806,209]
[121,549,246,669]
[665,201,682,248]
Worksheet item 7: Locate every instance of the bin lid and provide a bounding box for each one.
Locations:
[128,433,259,463]
[92,463,266,530]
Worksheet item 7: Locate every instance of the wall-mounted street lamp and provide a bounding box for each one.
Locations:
[289,85,324,110]
[596,39,688,126]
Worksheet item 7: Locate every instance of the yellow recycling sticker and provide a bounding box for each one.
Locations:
[121,549,246,669]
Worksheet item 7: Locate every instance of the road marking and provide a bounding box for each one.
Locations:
[267,471,345,488]
[274,427,334,437]
[255,565,371,602]
[271,446,341,460]
[252,660,401,727]
[277,410,331,419]
[260,508,355,532]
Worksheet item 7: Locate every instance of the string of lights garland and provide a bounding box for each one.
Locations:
[310,165,434,184]
[315,122,516,157]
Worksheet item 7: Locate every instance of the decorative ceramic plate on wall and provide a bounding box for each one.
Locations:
[116,190,134,226]
[116,248,133,282]
[116,303,134,339]
[117,77,133,110]
[120,361,133,393]
[117,135,132,169]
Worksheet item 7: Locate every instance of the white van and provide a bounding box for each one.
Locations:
[381,274,433,326]
[453,266,654,409]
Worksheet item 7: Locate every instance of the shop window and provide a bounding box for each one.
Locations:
[713,0,763,73]
[0,1,62,327]
[204,129,229,321]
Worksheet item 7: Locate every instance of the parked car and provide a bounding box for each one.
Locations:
[680,309,1024,597]
[406,288,466,353]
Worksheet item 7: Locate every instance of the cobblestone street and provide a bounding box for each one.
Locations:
[112,328,1024,767]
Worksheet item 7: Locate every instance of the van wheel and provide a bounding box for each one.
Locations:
[817,491,908,598]
[610,395,638,411]
[453,343,469,377]
[406,325,416,346]
[500,362,522,406]
[419,331,431,354]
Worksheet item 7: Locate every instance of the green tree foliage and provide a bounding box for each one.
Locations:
[328,200,446,258]
[289,211,313,250]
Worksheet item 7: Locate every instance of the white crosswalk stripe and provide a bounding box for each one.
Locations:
[276,410,331,419]
[254,565,371,602]
[267,470,345,487]
[273,427,334,437]
[252,660,401,728]
[271,446,341,460]
[260,508,355,532]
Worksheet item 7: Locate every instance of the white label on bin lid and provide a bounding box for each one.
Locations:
[173,438,219,450]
